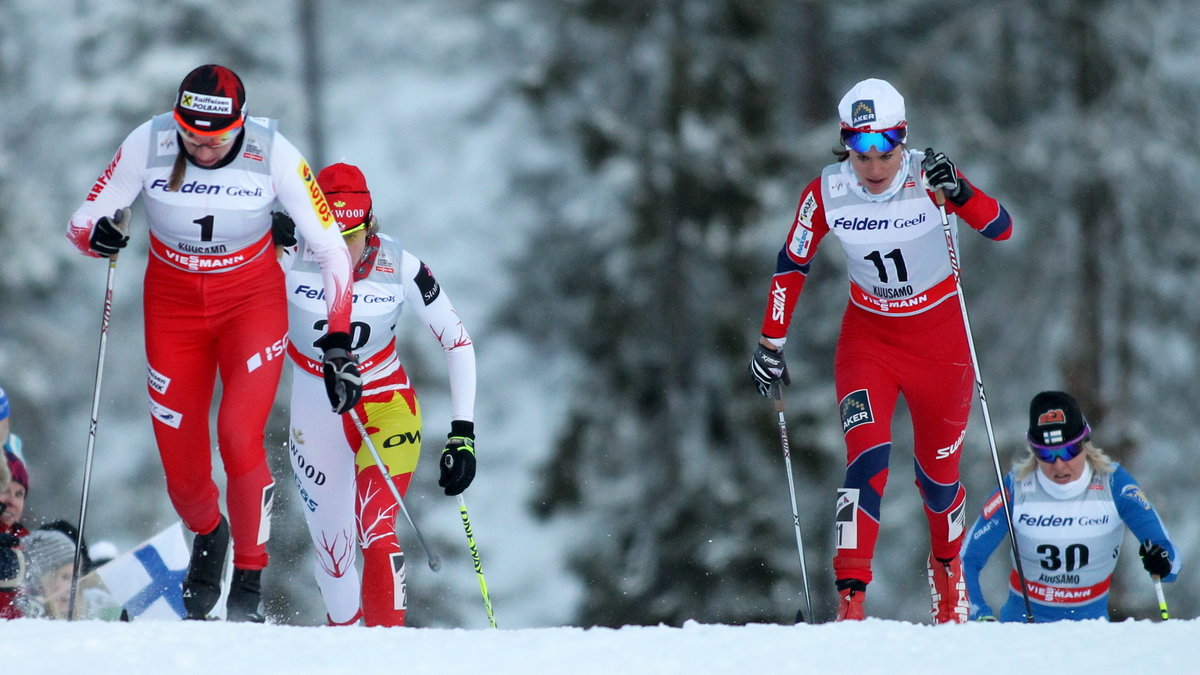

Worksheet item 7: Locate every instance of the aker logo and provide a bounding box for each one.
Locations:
[298,159,335,228]
[935,429,965,459]
[1120,484,1151,511]
[850,99,877,127]
[839,389,873,434]
[149,398,183,429]
[770,281,787,323]
[835,488,859,549]
[147,364,171,395]
[415,262,441,306]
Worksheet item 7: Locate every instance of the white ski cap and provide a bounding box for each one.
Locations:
[838,78,906,131]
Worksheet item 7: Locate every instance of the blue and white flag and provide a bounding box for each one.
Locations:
[93,521,192,620]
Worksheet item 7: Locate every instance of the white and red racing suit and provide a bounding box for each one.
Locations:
[283,231,475,626]
[67,113,353,570]
[759,149,1013,585]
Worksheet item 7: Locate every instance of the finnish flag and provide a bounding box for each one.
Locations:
[92,521,199,620]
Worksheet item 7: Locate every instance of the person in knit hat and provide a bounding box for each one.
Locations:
[19,529,79,619]
[0,449,29,619]
[960,391,1181,622]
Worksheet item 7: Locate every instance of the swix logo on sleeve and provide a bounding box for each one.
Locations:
[298,160,335,229]
[86,148,123,201]
[839,389,873,434]
[770,281,787,323]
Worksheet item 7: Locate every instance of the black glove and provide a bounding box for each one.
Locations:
[438,420,476,496]
[271,211,297,248]
[1139,540,1172,578]
[749,342,790,398]
[314,332,362,414]
[89,207,131,257]
[921,149,973,207]
[0,533,23,590]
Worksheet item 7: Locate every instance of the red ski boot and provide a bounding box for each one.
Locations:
[928,554,969,624]
[835,579,867,621]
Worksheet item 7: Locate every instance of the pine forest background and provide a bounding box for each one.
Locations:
[1,0,1197,626]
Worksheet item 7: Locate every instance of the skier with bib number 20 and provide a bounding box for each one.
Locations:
[275,162,476,626]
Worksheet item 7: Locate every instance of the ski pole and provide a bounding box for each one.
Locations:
[69,208,129,620]
[926,149,1034,622]
[348,408,441,572]
[456,494,497,627]
[1152,575,1169,620]
[773,381,814,623]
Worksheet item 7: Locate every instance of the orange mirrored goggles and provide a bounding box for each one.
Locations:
[175,118,244,149]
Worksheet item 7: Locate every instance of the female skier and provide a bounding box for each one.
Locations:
[66,64,360,622]
[748,78,1013,623]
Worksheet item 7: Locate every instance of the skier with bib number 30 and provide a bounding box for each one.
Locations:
[66,64,360,622]
[747,78,1013,623]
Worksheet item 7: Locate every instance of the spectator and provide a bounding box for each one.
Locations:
[0,456,23,619]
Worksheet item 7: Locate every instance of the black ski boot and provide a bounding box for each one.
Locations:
[182,515,229,620]
[226,568,266,623]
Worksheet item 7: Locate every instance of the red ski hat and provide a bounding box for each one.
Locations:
[5,449,27,495]
[174,64,247,136]
[317,162,373,235]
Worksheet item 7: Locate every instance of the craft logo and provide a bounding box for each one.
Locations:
[840,389,873,433]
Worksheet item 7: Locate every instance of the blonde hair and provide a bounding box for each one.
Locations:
[1015,440,1115,480]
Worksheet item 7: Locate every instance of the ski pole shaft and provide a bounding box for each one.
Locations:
[1153,575,1169,620]
[773,382,814,623]
[456,494,496,627]
[348,408,441,572]
[927,161,1034,622]
[69,254,119,620]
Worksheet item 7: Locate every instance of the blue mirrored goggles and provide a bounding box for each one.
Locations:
[1027,425,1090,463]
[841,127,906,154]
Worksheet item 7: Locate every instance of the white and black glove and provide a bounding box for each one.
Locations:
[438,420,476,496]
[89,207,132,257]
[315,332,362,414]
[749,342,790,398]
[921,148,973,206]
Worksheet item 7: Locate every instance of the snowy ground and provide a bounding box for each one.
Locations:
[6,617,1196,674]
